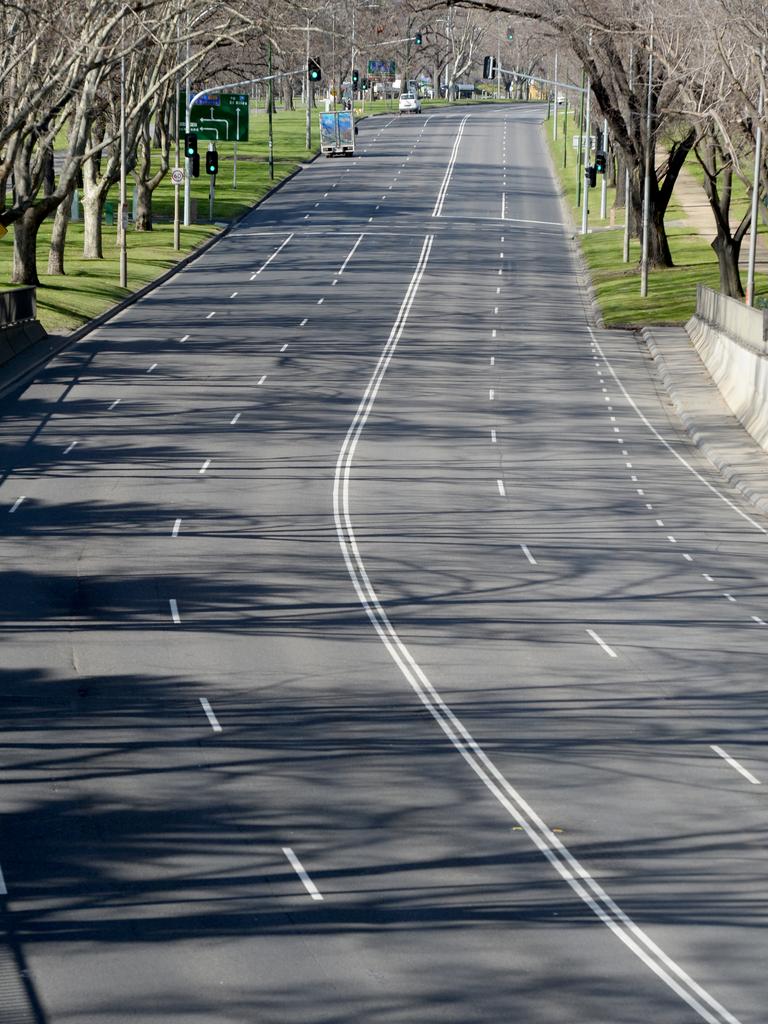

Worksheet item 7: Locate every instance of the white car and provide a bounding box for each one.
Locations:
[399,92,422,114]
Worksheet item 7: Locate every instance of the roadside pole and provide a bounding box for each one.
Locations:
[746,43,765,307]
[233,109,239,189]
[600,117,608,220]
[305,16,311,150]
[208,144,215,222]
[553,51,558,140]
[268,40,275,180]
[640,24,654,298]
[623,48,633,264]
[119,46,128,288]
[576,71,585,207]
[184,16,191,226]
[563,92,568,168]
[581,76,591,235]
[174,18,180,250]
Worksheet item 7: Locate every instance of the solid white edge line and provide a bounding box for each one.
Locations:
[497,479,505,496]
[338,232,365,275]
[586,628,618,658]
[282,847,323,900]
[199,459,210,474]
[711,745,761,784]
[169,599,180,624]
[589,326,768,536]
[9,496,25,513]
[0,864,6,895]
[172,518,181,537]
[200,697,223,733]
[331,234,742,1024]
[256,232,294,274]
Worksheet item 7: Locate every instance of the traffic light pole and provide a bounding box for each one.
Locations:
[183,68,305,225]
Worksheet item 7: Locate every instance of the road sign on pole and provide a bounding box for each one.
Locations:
[180,92,249,141]
[367,59,396,76]
[171,167,185,185]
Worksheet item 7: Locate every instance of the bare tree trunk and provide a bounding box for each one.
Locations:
[82,183,109,259]
[135,179,152,230]
[47,188,73,274]
[12,204,52,285]
[712,234,745,298]
[281,77,293,111]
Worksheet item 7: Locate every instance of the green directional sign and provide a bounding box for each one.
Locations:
[181,92,249,142]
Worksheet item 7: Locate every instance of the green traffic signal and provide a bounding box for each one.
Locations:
[414,30,422,45]
[184,132,198,158]
[308,58,321,82]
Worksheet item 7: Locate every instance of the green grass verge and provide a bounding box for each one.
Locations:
[543,107,768,326]
[0,109,316,334]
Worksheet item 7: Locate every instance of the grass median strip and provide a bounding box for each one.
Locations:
[544,107,768,326]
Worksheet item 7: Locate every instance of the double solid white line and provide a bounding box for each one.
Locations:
[332,236,741,1024]
[432,115,470,218]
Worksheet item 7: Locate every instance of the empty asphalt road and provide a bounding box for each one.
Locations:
[0,104,766,1024]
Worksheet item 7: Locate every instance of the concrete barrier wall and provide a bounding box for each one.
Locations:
[686,284,768,451]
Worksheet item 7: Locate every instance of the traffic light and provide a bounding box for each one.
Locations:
[587,165,597,188]
[308,57,321,82]
[351,68,359,87]
[595,151,607,174]
[483,55,497,80]
[184,132,198,159]
[361,78,369,90]
[191,152,200,177]
[414,30,423,45]
[507,26,514,40]
[205,148,218,175]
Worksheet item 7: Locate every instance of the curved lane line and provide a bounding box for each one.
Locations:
[332,233,741,1024]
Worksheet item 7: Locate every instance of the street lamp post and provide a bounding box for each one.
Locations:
[746,44,765,307]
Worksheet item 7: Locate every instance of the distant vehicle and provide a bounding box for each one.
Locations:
[399,92,421,114]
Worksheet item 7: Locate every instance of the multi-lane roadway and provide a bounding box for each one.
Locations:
[0,104,766,1023]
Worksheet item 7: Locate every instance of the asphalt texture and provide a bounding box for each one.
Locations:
[0,104,766,1024]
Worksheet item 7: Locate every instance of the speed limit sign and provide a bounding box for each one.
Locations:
[171,167,184,185]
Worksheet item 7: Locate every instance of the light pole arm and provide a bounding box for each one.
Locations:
[188,69,305,115]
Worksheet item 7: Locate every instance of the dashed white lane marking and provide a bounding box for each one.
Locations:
[491,428,497,443]
[492,329,497,339]
[304,214,310,220]
[498,268,502,276]
[499,252,504,259]
[332,278,339,285]
[172,518,182,537]
[199,459,211,474]
[723,592,735,602]
[703,574,714,582]
[147,363,157,373]
[752,615,766,625]
[255,232,294,275]
[64,441,78,454]
[656,519,664,527]
[521,543,537,565]
[317,297,325,305]
[314,202,319,208]
[711,745,761,785]
[180,334,190,343]
[231,413,241,425]
[489,389,495,400]
[200,697,223,733]
[668,536,677,544]
[300,318,308,326]
[586,628,618,658]
[9,496,25,513]
[497,479,506,496]
[683,553,693,561]
[108,399,121,410]
[490,356,495,366]
[368,216,374,223]
[206,311,216,319]
[230,291,238,298]
[494,306,498,314]
[282,847,323,901]
[169,599,180,624]
[0,864,6,895]
[339,233,365,275]
[258,375,267,385]
[496,286,501,294]
[280,343,288,352]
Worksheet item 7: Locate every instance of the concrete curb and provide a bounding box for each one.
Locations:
[0,152,320,402]
[642,326,768,518]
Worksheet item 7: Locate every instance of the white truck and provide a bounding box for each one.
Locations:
[319,110,356,157]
